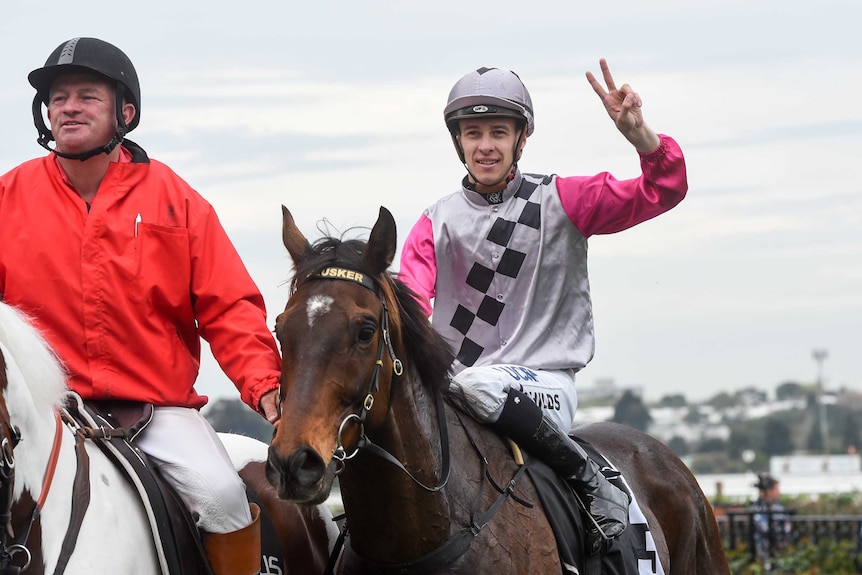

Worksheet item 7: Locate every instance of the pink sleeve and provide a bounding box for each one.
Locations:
[398,214,435,317]
[557,134,687,237]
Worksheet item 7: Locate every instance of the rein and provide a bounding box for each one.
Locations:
[0,410,91,575]
[332,299,451,492]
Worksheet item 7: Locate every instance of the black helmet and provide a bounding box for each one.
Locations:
[29,37,140,160]
[754,473,778,491]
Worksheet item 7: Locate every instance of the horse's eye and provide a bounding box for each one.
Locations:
[357,322,376,344]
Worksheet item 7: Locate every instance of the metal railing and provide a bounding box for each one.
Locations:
[717,508,862,561]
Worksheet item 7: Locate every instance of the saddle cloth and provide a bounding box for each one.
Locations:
[63,393,284,575]
[525,437,666,575]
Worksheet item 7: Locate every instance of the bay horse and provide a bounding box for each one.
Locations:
[266,205,730,574]
[0,300,335,574]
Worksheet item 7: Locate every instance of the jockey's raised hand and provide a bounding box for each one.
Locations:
[586,58,661,154]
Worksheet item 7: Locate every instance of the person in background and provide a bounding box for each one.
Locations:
[398,60,688,554]
[0,37,281,575]
[752,473,791,570]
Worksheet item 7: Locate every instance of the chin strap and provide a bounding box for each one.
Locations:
[463,163,517,192]
[31,84,128,162]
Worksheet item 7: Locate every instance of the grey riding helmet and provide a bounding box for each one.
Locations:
[29,37,140,157]
[443,67,534,137]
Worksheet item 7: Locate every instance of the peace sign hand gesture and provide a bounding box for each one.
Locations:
[586,59,661,154]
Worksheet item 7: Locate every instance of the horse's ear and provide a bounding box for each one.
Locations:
[364,206,397,275]
[282,205,312,265]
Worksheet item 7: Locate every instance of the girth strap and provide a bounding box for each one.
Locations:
[53,422,91,575]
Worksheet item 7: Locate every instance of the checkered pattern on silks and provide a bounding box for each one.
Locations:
[447,174,551,368]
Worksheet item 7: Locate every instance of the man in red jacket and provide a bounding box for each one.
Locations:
[0,37,281,575]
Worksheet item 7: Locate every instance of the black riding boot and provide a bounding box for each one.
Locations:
[490,388,630,554]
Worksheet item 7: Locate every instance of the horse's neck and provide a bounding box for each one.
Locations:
[0,309,71,498]
[340,376,452,554]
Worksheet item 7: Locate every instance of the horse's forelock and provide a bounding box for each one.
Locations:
[292,235,453,392]
[291,237,369,292]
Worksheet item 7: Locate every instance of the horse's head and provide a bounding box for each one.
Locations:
[267,206,405,503]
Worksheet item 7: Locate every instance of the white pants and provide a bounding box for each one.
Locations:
[135,406,252,533]
[448,365,579,431]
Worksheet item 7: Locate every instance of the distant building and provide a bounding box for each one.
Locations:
[647,405,730,445]
[578,378,644,403]
[770,454,861,475]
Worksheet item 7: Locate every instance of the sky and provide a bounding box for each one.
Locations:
[1,1,860,404]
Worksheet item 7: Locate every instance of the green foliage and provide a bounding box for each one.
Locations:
[728,538,859,574]
[763,418,794,456]
[697,436,728,453]
[667,435,689,457]
[683,406,704,424]
[806,414,824,452]
[681,393,861,462]
[611,390,652,431]
[718,494,862,573]
[689,452,749,474]
[657,393,687,408]
[840,412,861,453]
[708,391,739,410]
[727,425,756,459]
[775,381,806,401]
[789,491,862,515]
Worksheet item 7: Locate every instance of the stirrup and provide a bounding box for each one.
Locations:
[571,490,625,555]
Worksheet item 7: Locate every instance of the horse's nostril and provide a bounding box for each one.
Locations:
[290,445,326,487]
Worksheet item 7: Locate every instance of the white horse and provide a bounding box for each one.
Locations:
[0,301,337,574]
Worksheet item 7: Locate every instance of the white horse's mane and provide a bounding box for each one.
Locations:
[0,301,68,411]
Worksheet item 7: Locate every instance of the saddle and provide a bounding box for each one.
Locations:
[61,393,283,575]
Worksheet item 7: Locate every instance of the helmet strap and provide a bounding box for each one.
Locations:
[32,83,128,162]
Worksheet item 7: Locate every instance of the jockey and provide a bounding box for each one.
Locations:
[0,37,282,575]
[398,63,688,554]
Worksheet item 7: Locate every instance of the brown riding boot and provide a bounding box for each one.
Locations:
[202,503,262,575]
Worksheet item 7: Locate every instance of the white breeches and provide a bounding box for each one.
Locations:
[135,406,252,533]
[448,364,578,431]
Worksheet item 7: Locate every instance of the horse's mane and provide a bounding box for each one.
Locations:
[292,236,455,391]
[0,302,68,410]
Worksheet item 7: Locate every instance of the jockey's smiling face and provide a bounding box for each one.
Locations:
[47,73,135,156]
[456,116,525,193]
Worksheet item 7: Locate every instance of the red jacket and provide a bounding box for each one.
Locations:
[0,144,281,411]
